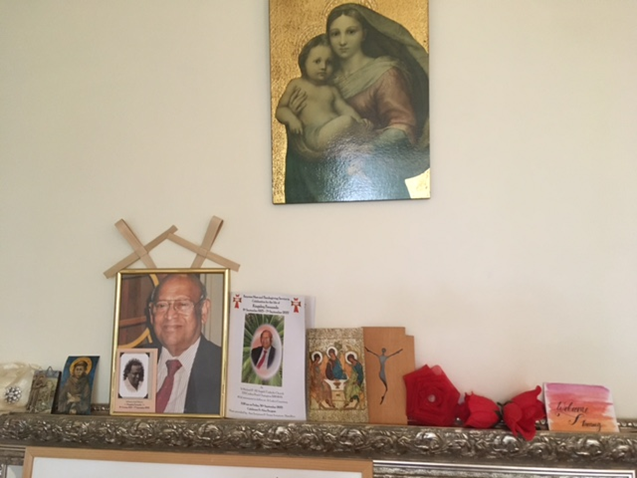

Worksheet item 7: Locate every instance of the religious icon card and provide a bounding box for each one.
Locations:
[54,356,99,415]
[307,327,368,422]
[362,326,415,425]
[270,0,430,204]
[26,367,60,414]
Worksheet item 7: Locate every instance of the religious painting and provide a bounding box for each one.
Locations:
[307,328,368,422]
[54,356,99,415]
[362,326,415,424]
[26,367,60,414]
[111,269,229,418]
[270,0,430,204]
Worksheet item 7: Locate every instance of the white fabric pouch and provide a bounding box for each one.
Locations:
[0,362,40,413]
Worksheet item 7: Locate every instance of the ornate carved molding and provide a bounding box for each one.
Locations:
[1,412,636,470]
[374,461,636,478]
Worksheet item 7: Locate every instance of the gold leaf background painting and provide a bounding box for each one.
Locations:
[270,0,429,204]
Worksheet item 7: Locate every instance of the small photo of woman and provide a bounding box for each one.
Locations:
[118,352,150,399]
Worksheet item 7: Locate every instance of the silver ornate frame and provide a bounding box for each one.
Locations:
[375,461,635,478]
[1,412,636,478]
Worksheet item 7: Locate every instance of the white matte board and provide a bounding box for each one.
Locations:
[23,448,372,478]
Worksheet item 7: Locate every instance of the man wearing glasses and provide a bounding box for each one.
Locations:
[148,274,221,415]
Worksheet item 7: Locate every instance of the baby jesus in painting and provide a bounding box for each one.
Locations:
[276,34,371,153]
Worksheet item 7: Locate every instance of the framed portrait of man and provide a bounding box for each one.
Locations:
[270,0,430,204]
[110,269,229,417]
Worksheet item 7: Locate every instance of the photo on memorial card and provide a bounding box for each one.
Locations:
[270,0,430,204]
[26,367,60,414]
[54,356,99,415]
[242,314,284,386]
[112,269,229,417]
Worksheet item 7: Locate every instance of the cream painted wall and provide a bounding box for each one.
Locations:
[1,0,636,417]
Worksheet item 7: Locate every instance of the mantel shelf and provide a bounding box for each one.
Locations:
[1,411,637,471]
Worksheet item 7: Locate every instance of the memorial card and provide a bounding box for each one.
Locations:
[225,293,313,420]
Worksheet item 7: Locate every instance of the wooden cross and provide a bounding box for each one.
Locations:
[103,216,240,278]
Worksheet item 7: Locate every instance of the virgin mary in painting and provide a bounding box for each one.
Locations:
[272,2,429,204]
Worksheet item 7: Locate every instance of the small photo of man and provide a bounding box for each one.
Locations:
[251,328,276,370]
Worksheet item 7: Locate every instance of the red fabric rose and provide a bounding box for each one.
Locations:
[502,386,546,440]
[458,393,501,429]
[403,365,461,427]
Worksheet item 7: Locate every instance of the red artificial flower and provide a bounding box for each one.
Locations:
[458,393,501,429]
[403,365,461,427]
[502,386,546,440]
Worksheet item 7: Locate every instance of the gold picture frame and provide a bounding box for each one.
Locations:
[270,0,430,204]
[110,268,229,418]
[23,447,373,478]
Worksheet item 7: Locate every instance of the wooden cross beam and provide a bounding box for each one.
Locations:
[168,232,240,271]
[103,224,177,278]
[191,216,224,268]
[103,216,240,278]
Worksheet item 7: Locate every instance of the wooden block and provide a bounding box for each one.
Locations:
[363,327,415,425]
